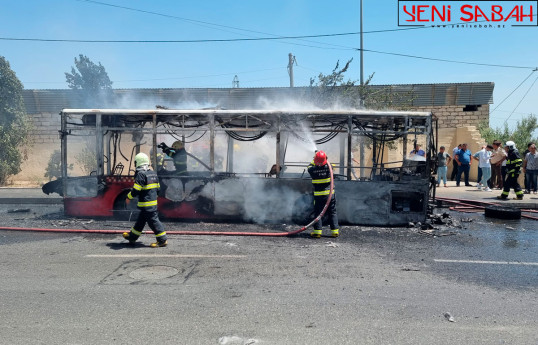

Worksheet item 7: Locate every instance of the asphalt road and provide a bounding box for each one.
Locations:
[0,204,537,345]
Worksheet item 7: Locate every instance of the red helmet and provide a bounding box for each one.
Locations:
[314,150,327,166]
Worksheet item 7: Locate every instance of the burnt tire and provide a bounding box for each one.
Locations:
[484,205,521,220]
[113,190,139,220]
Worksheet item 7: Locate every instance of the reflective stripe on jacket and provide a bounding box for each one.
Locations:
[127,167,160,210]
[307,162,333,197]
[506,150,522,177]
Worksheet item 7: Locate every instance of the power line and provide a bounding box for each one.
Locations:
[357,48,537,70]
[4,33,536,70]
[504,75,538,124]
[490,70,537,114]
[0,33,357,44]
[75,0,354,50]
[77,0,537,36]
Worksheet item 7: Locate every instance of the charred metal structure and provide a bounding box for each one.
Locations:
[46,109,435,226]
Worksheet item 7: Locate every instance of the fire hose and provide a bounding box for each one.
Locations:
[435,196,538,221]
[0,164,336,237]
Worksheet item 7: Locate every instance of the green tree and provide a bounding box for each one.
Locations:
[65,54,113,106]
[0,56,30,185]
[45,150,73,181]
[309,59,414,110]
[478,114,538,152]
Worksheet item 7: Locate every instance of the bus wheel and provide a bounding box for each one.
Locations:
[113,190,139,220]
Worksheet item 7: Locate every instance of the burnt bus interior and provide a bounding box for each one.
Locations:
[49,109,436,225]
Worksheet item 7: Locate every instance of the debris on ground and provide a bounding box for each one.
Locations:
[7,208,31,213]
[401,267,421,272]
[51,219,96,228]
[409,212,462,237]
[325,241,339,248]
[218,336,258,345]
[444,312,455,322]
[418,229,456,237]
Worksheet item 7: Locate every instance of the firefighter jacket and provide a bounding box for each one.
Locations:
[307,162,333,197]
[127,167,160,211]
[506,149,523,178]
[163,147,187,174]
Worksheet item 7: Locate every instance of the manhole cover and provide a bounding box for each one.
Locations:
[129,266,179,280]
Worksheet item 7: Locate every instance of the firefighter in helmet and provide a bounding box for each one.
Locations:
[497,141,524,200]
[307,150,339,238]
[158,141,187,175]
[123,152,168,247]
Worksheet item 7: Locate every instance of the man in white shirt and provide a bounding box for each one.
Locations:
[473,145,493,191]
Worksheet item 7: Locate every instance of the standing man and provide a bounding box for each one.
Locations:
[490,140,505,189]
[475,145,486,188]
[473,145,493,191]
[523,143,538,194]
[454,143,472,187]
[522,142,535,193]
[498,141,524,200]
[436,146,451,187]
[451,144,462,181]
[307,150,339,238]
[123,152,168,247]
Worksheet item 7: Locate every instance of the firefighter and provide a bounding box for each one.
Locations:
[158,141,187,175]
[307,150,339,238]
[123,152,168,247]
[497,141,524,200]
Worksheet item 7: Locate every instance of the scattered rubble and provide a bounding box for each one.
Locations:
[444,312,455,322]
[7,208,31,213]
[409,211,462,237]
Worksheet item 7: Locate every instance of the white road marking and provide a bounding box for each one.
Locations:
[86,254,247,258]
[434,259,538,266]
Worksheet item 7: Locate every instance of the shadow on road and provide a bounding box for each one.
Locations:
[106,242,149,250]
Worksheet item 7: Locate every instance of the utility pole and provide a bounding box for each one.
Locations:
[359,0,365,178]
[360,0,364,89]
[287,53,296,87]
[232,75,239,88]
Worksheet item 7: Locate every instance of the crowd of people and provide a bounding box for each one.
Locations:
[437,140,538,200]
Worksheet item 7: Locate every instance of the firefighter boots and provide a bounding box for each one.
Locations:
[150,240,168,248]
[123,232,136,244]
[310,229,322,238]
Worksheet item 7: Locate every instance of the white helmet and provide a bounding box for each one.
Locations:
[505,141,516,150]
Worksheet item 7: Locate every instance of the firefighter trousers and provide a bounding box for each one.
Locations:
[128,209,167,243]
[500,174,523,199]
[313,195,339,231]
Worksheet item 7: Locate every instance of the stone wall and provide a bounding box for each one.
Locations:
[410,104,490,129]
[31,112,61,145]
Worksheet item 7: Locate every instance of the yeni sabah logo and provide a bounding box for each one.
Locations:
[398,1,537,28]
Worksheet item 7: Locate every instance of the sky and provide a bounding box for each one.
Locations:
[1,0,537,130]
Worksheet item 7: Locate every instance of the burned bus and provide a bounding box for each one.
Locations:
[42,108,436,226]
